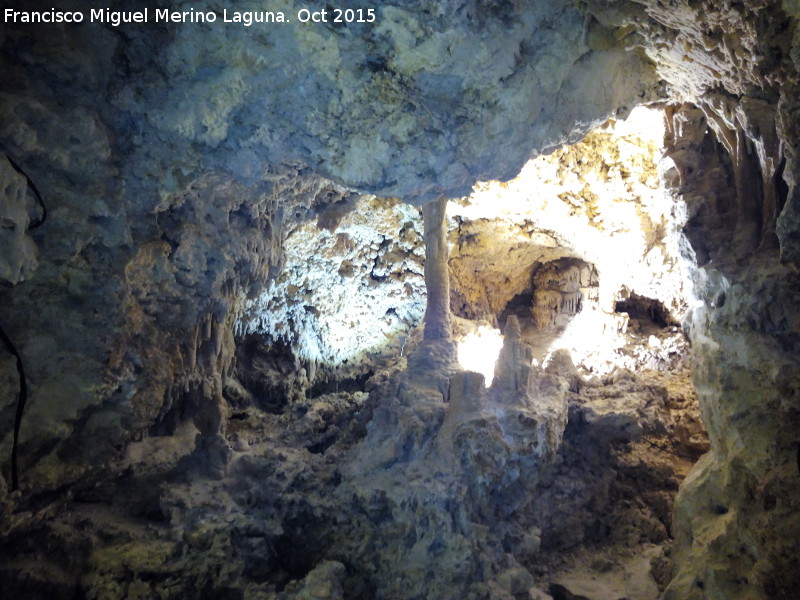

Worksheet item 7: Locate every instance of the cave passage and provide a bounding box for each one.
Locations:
[448,106,696,378]
[189,105,710,599]
[0,102,712,600]
[3,2,799,597]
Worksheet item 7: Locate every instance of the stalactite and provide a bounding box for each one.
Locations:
[531,259,598,331]
[421,196,451,341]
[700,95,784,252]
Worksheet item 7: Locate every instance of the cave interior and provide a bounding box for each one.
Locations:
[1,2,799,600]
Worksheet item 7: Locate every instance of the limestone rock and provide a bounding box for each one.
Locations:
[0,1,799,599]
[0,156,38,284]
[447,108,697,374]
[549,546,661,600]
[284,561,346,600]
[236,195,426,385]
[531,259,599,332]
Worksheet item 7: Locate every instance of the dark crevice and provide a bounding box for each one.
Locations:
[615,293,676,328]
[498,289,533,331]
[2,152,47,229]
[306,434,338,455]
[307,369,374,399]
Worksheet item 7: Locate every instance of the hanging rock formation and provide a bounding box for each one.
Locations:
[531,259,600,331]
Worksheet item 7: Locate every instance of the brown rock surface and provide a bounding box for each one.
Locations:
[0,1,799,599]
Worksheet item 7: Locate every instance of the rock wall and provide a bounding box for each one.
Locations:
[577,3,800,597]
[447,109,697,373]
[661,103,800,600]
[0,156,39,284]
[530,258,599,331]
[0,0,662,492]
[236,195,426,386]
[0,1,799,599]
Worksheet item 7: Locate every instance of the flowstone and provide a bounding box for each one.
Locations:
[323,315,570,599]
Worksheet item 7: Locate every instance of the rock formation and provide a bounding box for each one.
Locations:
[530,259,599,331]
[0,1,799,599]
[421,196,452,342]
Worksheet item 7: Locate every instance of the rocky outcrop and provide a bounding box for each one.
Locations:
[1,1,800,599]
[663,258,800,600]
[0,156,39,284]
[658,101,800,599]
[531,259,600,331]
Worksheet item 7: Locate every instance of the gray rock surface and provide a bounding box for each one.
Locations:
[0,1,799,599]
[0,157,38,284]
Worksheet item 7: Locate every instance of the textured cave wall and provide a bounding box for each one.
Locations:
[661,103,800,600]
[236,195,426,387]
[0,1,799,599]
[448,119,688,321]
[577,2,800,598]
[0,157,38,283]
[446,111,697,372]
[0,0,662,492]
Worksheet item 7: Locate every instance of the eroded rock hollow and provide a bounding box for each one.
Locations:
[1,1,799,599]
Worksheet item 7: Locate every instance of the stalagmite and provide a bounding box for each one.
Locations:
[492,315,531,394]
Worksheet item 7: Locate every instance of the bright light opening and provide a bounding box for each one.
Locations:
[447,106,698,375]
[457,326,504,386]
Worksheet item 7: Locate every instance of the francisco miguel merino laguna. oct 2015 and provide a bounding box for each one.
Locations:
[3,6,378,26]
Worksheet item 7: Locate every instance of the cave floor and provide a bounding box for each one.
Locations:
[1,323,708,599]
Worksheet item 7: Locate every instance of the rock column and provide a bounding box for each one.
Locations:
[422,196,451,341]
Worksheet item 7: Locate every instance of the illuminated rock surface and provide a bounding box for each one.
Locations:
[0,1,799,599]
